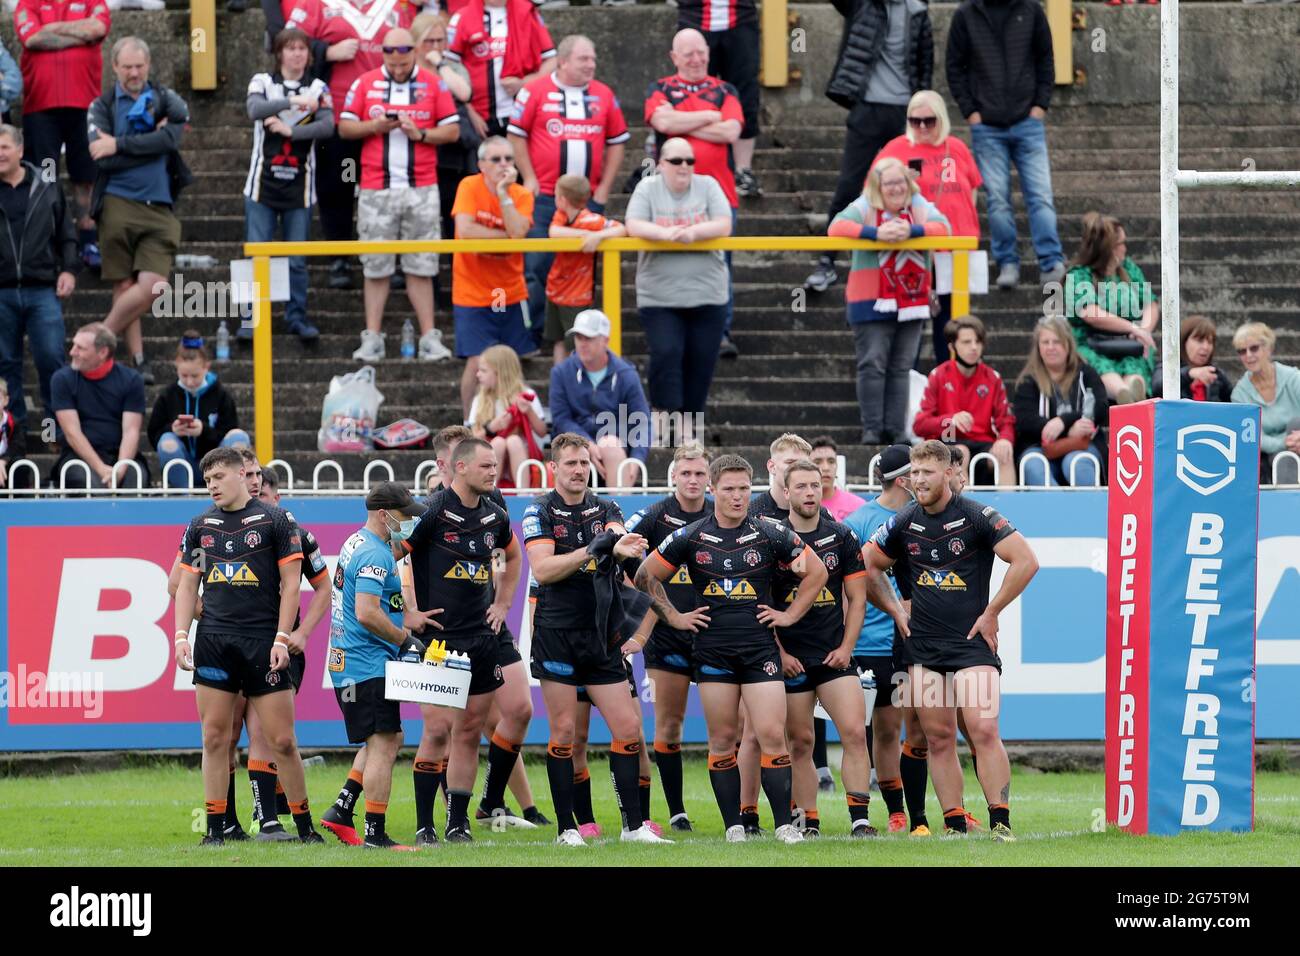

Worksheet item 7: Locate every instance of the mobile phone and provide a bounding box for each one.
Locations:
[385,112,400,121]
[908,158,924,174]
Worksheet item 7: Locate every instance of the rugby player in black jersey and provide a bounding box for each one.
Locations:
[775,459,892,838]
[523,433,667,847]
[636,454,828,844]
[173,448,322,845]
[620,442,711,832]
[866,440,1038,841]
[396,438,527,844]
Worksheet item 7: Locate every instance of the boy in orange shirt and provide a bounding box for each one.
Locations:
[545,174,626,365]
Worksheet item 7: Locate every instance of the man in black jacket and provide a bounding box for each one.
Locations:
[0,123,77,463]
[87,36,190,386]
[807,0,932,293]
[946,0,1064,290]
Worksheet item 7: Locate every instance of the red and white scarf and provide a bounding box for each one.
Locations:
[874,204,932,321]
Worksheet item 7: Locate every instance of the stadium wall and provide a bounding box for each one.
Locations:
[2,490,1298,750]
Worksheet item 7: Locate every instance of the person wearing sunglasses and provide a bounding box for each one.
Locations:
[874,90,982,369]
[1231,322,1300,483]
[625,137,733,443]
[947,0,1065,291]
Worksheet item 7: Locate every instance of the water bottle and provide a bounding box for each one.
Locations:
[302,755,325,768]
[860,668,878,714]
[1082,389,1096,422]
[175,254,218,270]
[400,318,416,360]
[215,321,230,362]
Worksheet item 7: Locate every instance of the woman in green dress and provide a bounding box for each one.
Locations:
[1066,212,1160,404]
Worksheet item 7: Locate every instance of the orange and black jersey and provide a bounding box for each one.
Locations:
[749,489,833,525]
[180,500,303,638]
[871,495,1016,644]
[771,517,866,658]
[425,483,508,512]
[523,490,625,627]
[623,494,710,615]
[405,486,514,639]
[653,513,807,646]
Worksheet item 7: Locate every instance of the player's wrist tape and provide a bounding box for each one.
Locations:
[174,630,190,644]
[275,631,291,645]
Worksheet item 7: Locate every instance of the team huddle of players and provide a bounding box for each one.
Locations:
[174,428,1037,848]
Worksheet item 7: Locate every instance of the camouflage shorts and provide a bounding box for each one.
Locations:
[357,184,441,278]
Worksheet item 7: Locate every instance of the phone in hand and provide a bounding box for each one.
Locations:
[178,414,195,423]
[908,158,924,174]
[385,112,400,121]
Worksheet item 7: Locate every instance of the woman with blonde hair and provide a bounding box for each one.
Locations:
[1230,321,1300,483]
[875,90,983,366]
[1066,212,1159,404]
[468,344,547,488]
[828,155,950,444]
[1012,316,1109,486]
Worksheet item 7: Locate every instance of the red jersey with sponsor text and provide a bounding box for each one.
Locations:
[508,74,629,197]
[14,0,111,113]
[342,65,459,190]
[675,0,757,32]
[644,73,743,207]
[445,1,555,126]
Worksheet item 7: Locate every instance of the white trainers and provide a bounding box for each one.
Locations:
[620,825,672,844]
[724,824,747,843]
[774,824,805,844]
[352,329,385,362]
[418,328,452,362]
[555,828,587,847]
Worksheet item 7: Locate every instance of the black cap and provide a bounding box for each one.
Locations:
[365,481,427,516]
[878,444,913,481]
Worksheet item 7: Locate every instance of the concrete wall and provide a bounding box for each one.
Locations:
[2,4,1297,117]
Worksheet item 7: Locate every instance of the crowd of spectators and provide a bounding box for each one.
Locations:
[0,0,1295,493]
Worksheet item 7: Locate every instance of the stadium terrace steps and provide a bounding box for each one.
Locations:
[12,12,1300,486]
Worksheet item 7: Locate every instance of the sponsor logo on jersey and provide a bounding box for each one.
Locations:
[445,561,491,583]
[670,566,693,585]
[200,534,215,549]
[736,531,760,544]
[702,578,757,600]
[554,524,568,538]
[388,593,405,613]
[207,562,260,586]
[907,541,921,556]
[909,522,926,532]
[444,531,460,544]
[665,514,686,527]
[743,549,760,566]
[784,586,837,607]
[994,518,1010,532]
[245,530,262,548]
[327,647,345,673]
[694,550,712,565]
[763,661,779,676]
[943,519,967,531]
[580,557,598,573]
[442,509,465,523]
[241,515,264,525]
[699,533,722,544]
[481,513,498,525]
[582,505,602,517]
[916,570,968,591]
[591,522,604,536]
[358,564,389,582]
[483,532,495,550]
[814,534,837,548]
[949,538,966,556]
[825,551,839,571]
[265,670,281,686]
[203,518,224,526]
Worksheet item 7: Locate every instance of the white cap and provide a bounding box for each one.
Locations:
[567,309,611,339]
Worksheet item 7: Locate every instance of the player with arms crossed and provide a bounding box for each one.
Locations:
[174,447,320,846]
[776,459,899,837]
[636,454,827,844]
[523,433,666,846]
[865,440,1038,841]
[620,442,711,832]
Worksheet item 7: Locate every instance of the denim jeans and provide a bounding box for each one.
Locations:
[969,117,1064,270]
[243,198,310,328]
[638,304,728,412]
[156,427,252,486]
[722,205,737,337]
[1020,443,1102,487]
[852,318,923,440]
[0,285,66,431]
[524,191,558,341]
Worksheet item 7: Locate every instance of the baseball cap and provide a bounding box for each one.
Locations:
[567,309,611,339]
[365,481,427,516]
[878,444,913,481]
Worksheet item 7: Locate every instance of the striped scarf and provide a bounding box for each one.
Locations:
[873,205,931,321]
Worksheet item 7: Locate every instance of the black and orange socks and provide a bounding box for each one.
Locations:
[334,768,363,816]
[879,776,905,816]
[289,798,314,838]
[571,767,595,826]
[413,759,442,834]
[546,741,576,835]
[707,752,742,829]
[205,798,226,839]
[988,802,1010,830]
[759,752,793,828]
[638,775,653,825]
[900,742,929,828]
[654,740,685,817]
[847,790,871,826]
[608,739,643,832]
[943,806,968,834]
[364,799,387,842]
[481,732,522,812]
[248,759,279,825]
[447,790,472,832]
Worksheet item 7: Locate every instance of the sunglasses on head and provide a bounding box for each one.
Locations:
[908,115,938,128]
[663,156,695,166]
[383,45,414,54]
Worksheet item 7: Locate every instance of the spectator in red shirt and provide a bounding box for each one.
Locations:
[509,34,628,348]
[646,27,743,360]
[445,0,556,137]
[875,90,982,368]
[912,314,1016,486]
[339,27,459,364]
[14,0,111,271]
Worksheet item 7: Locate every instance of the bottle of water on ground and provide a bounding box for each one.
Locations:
[215,321,230,363]
[400,318,416,361]
[175,254,218,270]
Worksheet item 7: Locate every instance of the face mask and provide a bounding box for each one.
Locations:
[386,512,416,544]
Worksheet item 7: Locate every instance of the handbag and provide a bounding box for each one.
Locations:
[1086,331,1144,359]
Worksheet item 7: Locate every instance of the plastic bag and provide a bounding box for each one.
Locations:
[318,366,384,453]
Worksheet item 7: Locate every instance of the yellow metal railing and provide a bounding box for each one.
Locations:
[190,0,217,91]
[243,236,977,463]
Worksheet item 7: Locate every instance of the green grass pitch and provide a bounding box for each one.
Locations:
[2,757,1296,866]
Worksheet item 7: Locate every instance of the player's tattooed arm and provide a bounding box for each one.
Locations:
[634,558,678,625]
[863,545,910,637]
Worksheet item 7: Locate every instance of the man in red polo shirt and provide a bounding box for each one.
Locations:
[340,26,460,364]
[14,0,111,270]
[508,33,628,346]
[445,0,555,138]
[645,27,743,359]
